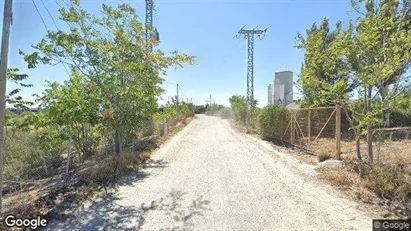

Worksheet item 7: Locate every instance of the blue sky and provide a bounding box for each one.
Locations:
[2,0,358,107]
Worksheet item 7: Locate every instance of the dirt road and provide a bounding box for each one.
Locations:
[48,115,372,231]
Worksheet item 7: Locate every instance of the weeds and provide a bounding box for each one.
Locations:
[317,148,333,162]
[325,169,354,189]
[362,163,411,202]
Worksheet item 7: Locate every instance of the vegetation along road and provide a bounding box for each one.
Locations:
[47,115,371,230]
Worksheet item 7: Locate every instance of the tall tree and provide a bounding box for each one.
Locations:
[20,2,195,155]
[346,0,411,161]
[296,18,356,107]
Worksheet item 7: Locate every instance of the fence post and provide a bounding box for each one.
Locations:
[290,111,294,144]
[308,110,311,145]
[335,105,341,159]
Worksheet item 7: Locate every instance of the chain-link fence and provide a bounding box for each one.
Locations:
[265,106,343,158]
[265,105,411,164]
[371,127,411,165]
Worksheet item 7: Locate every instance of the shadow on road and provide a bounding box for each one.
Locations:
[47,189,212,230]
[142,159,169,169]
[118,159,169,187]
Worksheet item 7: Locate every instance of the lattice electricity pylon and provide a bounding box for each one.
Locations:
[236,26,268,124]
[145,0,159,52]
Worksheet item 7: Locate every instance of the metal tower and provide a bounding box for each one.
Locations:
[145,0,159,52]
[236,26,267,124]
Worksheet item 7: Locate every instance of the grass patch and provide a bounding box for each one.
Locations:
[324,169,354,189]
[322,160,411,218]
[362,163,411,202]
[317,148,333,162]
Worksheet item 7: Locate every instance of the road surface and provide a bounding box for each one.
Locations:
[48,115,372,231]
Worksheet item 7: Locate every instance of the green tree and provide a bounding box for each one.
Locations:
[348,0,411,161]
[296,18,356,107]
[6,68,33,109]
[20,2,195,155]
[37,69,101,162]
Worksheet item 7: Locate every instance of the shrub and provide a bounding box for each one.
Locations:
[4,130,64,181]
[248,107,262,129]
[317,148,333,162]
[229,95,247,123]
[363,163,411,201]
[325,169,354,188]
[257,105,291,139]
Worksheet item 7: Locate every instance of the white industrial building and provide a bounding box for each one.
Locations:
[267,71,293,106]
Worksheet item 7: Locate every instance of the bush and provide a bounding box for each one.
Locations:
[229,95,247,123]
[248,107,262,129]
[5,130,64,181]
[257,105,291,139]
[363,163,411,201]
[317,148,333,162]
[325,169,354,188]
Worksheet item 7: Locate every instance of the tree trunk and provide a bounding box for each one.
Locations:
[355,136,365,178]
[380,85,390,127]
[356,137,361,161]
[366,86,373,162]
[114,129,122,156]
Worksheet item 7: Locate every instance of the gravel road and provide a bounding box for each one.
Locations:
[48,115,373,231]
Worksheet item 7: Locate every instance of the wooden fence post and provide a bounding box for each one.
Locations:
[290,112,294,144]
[308,110,311,144]
[335,105,341,159]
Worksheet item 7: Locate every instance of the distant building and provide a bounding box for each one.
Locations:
[267,84,273,105]
[267,71,293,106]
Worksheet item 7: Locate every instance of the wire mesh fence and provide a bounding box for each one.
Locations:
[270,106,341,157]
[371,128,411,165]
[267,105,411,164]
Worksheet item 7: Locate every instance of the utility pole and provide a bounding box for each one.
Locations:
[209,95,212,108]
[0,0,13,216]
[176,84,179,105]
[236,26,268,125]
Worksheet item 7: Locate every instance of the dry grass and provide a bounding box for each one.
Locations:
[317,148,333,162]
[3,188,41,212]
[324,169,355,189]
[2,115,196,219]
[309,138,411,165]
[321,160,411,218]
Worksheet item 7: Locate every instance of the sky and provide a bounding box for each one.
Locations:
[1,0,360,107]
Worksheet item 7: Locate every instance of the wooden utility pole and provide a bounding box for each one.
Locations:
[0,0,13,216]
[335,105,341,159]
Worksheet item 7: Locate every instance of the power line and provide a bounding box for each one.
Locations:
[32,0,71,77]
[31,0,49,32]
[40,0,58,29]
